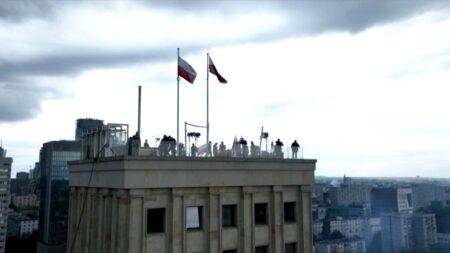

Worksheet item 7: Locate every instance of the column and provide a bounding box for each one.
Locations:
[128,189,145,253]
[208,187,221,253]
[171,189,184,253]
[272,186,284,253]
[241,187,253,253]
[116,189,129,253]
[102,189,113,253]
[298,185,313,253]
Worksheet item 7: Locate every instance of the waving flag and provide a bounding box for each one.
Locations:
[178,56,197,83]
[208,55,227,84]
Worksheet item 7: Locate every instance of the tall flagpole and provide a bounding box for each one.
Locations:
[177,48,180,156]
[206,52,210,156]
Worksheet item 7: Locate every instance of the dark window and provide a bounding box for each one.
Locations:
[147,208,165,233]
[255,245,268,253]
[284,202,296,222]
[223,250,237,253]
[222,204,237,227]
[285,243,296,253]
[186,206,203,229]
[254,203,268,225]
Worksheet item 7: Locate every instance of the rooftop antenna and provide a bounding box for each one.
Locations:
[137,85,142,137]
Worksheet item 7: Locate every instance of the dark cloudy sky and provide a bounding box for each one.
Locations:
[1,0,450,178]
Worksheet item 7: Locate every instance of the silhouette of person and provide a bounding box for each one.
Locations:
[208,141,212,157]
[144,139,149,148]
[219,142,226,156]
[191,143,198,157]
[168,136,176,156]
[159,135,169,156]
[275,139,284,158]
[291,140,300,159]
[213,143,218,157]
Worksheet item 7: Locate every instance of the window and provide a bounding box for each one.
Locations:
[186,206,203,229]
[254,203,268,225]
[255,245,268,253]
[284,202,296,222]
[285,243,296,253]
[146,208,165,233]
[222,204,237,227]
[223,250,237,253]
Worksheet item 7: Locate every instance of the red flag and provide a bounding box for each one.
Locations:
[208,55,227,84]
[178,56,197,83]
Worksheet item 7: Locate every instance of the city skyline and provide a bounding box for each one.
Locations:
[1,1,450,177]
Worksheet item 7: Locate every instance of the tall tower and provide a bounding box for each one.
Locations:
[37,141,81,253]
[75,118,104,141]
[0,146,11,253]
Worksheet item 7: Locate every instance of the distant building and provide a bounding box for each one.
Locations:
[329,185,372,207]
[68,156,316,253]
[314,183,328,203]
[0,147,12,253]
[10,177,32,195]
[75,118,104,141]
[315,238,366,253]
[363,217,381,253]
[16,172,29,180]
[313,204,327,220]
[329,203,371,218]
[381,212,413,253]
[37,140,81,253]
[412,183,449,210]
[7,213,38,238]
[412,213,437,250]
[11,194,39,209]
[314,221,324,236]
[329,217,364,239]
[371,187,413,216]
[437,233,450,245]
[381,212,437,253]
[32,162,40,181]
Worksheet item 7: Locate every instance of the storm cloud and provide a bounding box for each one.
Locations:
[0,0,449,122]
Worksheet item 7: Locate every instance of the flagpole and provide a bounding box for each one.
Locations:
[206,52,210,156]
[177,48,180,156]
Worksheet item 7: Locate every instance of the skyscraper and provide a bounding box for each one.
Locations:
[371,187,413,216]
[412,213,437,250]
[75,118,104,141]
[381,212,413,253]
[0,146,11,253]
[37,141,80,253]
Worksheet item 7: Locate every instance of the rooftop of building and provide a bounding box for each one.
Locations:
[69,155,316,189]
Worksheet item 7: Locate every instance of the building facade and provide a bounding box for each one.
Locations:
[381,213,413,253]
[329,218,364,239]
[0,147,11,253]
[68,156,316,253]
[437,233,450,245]
[328,185,372,207]
[7,212,39,238]
[37,141,81,253]
[315,238,366,253]
[371,188,413,216]
[11,193,39,209]
[412,213,437,250]
[75,118,104,141]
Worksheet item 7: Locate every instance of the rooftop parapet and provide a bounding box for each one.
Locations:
[69,155,316,189]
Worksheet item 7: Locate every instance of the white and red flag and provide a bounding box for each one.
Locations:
[208,55,227,84]
[178,56,197,84]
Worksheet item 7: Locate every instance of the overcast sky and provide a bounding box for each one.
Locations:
[1,0,450,178]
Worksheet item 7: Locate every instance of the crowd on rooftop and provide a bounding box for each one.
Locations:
[142,136,302,159]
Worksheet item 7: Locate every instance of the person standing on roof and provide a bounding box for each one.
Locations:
[291,140,300,159]
[275,139,284,158]
[191,143,198,157]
